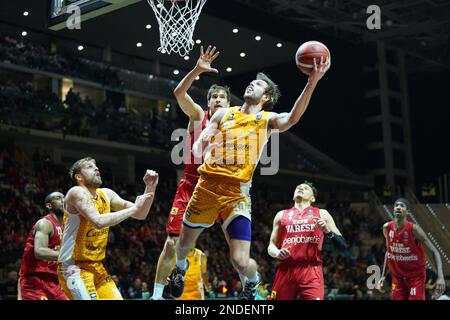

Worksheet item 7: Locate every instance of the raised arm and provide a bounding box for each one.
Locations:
[412,224,446,297]
[67,186,153,229]
[268,211,290,259]
[34,218,59,261]
[269,57,330,133]
[173,45,220,130]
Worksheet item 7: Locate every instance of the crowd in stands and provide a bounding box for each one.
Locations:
[0,78,182,148]
[0,33,122,88]
[0,147,394,300]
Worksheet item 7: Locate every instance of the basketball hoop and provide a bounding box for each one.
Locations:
[147,0,207,57]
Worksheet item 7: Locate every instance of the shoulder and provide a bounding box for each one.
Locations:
[35,218,53,233]
[66,186,87,199]
[383,221,391,229]
[213,107,229,120]
[319,209,331,218]
[411,223,423,234]
[274,210,285,222]
[99,187,114,199]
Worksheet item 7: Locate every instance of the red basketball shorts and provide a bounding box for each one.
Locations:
[270,263,324,300]
[20,273,68,300]
[166,178,197,236]
[391,272,426,300]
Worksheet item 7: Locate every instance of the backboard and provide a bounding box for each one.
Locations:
[48,0,141,31]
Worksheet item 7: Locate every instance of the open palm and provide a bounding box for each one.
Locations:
[196,45,220,73]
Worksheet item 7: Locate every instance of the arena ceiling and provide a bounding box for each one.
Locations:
[1,1,448,77]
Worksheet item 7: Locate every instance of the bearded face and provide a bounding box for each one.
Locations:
[78,161,102,188]
[243,79,268,102]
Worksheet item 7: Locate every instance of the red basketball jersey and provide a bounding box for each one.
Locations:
[278,206,324,265]
[183,110,210,181]
[386,221,426,278]
[19,214,63,277]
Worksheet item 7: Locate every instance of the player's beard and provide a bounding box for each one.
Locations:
[243,88,262,101]
[85,175,102,188]
[53,205,65,216]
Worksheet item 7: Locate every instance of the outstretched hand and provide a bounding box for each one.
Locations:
[195,45,220,74]
[143,169,159,191]
[308,56,330,84]
[433,277,446,299]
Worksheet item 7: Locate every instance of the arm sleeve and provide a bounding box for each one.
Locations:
[326,232,349,249]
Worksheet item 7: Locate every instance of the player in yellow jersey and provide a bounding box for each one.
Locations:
[178,245,209,300]
[57,157,158,300]
[169,56,330,300]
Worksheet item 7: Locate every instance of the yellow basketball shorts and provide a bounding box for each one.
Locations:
[179,283,205,300]
[57,260,123,300]
[184,175,252,230]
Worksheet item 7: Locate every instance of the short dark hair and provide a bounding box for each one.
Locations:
[256,72,281,111]
[207,84,231,103]
[302,180,318,198]
[44,192,63,211]
[394,197,412,211]
[69,157,95,183]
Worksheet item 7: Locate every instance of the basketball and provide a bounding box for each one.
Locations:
[295,41,330,75]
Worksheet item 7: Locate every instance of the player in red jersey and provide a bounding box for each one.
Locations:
[267,181,347,300]
[378,197,445,300]
[18,192,68,300]
[151,45,230,299]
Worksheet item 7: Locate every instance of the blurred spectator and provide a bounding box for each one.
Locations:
[128,277,143,299]
[0,271,19,300]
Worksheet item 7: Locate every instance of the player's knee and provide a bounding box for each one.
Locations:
[231,254,249,273]
[164,238,176,257]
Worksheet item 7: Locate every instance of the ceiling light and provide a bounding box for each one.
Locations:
[136,42,142,47]
[161,49,167,54]
[226,67,232,72]
[173,70,180,75]
[195,39,201,44]
[232,28,239,33]
[184,56,190,61]
[146,24,151,29]
[240,52,246,58]
[77,45,84,51]
[195,76,200,80]
[21,31,27,36]
[276,43,282,48]
[23,11,29,16]
[255,36,261,41]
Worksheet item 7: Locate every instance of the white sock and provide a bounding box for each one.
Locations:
[176,258,187,271]
[152,283,165,299]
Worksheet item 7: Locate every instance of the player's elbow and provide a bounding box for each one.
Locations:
[34,249,46,260]
[173,87,184,98]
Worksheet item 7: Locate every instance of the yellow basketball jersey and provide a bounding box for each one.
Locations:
[179,249,204,300]
[59,189,111,262]
[199,106,270,183]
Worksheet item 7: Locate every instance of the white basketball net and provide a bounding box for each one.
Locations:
[147,0,207,57]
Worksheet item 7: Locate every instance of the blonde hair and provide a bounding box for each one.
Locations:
[69,157,95,183]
